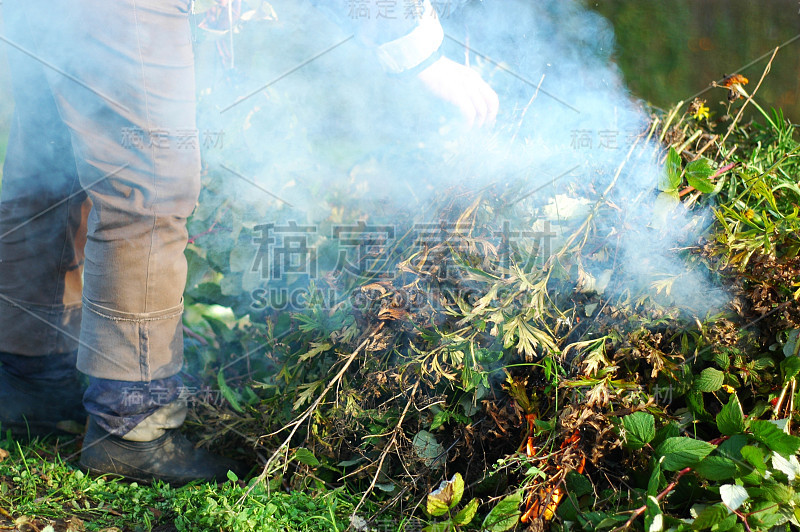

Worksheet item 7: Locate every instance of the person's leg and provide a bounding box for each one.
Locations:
[2,0,242,481]
[0,1,89,436]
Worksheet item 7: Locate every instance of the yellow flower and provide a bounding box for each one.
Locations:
[722,384,735,394]
[693,104,710,121]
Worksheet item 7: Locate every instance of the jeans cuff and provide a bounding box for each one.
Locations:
[76,297,184,381]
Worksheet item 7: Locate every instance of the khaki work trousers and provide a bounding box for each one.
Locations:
[0,0,200,382]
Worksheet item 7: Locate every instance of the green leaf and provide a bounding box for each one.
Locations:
[647,460,663,497]
[185,247,213,288]
[293,448,320,467]
[453,498,479,526]
[694,368,724,393]
[622,411,656,449]
[226,470,239,483]
[749,500,784,528]
[482,491,522,532]
[566,471,593,497]
[694,456,737,481]
[783,330,800,358]
[656,437,716,471]
[740,445,767,474]
[750,480,793,503]
[685,159,715,193]
[413,431,445,468]
[427,473,465,516]
[692,503,728,530]
[710,514,738,532]
[217,369,244,413]
[423,522,453,532]
[716,394,745,435]
[717,434,747,461]
[643,495,662,532]
[781,356,800,383]
[660,147,682,191]
[652,422,681,448]
[750,420,800,457]
[686,389,712,420]
[595,515,630,529]
[430,410,449,431]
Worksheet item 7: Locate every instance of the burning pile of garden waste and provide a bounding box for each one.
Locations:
[179,50,800,529]
[2,1,800,531]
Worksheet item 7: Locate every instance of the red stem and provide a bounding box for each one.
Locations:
[678,162,737,197]
[613,467,692,531]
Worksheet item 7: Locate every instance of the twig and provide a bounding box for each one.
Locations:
[692,134,719,160]
[187,220,220,244]
[719,47,779,155]
[238,323,384,503]
[612,466,692,531]
[182,325,209,346]
[351,380,421,520]
[732,508,754,532]
[548,136,641,263]
[510,74,546,144]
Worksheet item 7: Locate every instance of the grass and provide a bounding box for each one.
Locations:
[0,433,384,532]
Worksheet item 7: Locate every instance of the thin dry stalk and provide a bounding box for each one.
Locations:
[239,322,385,503]
[351,380,421,519]
[510,74,546,144]
[718,47,779,152]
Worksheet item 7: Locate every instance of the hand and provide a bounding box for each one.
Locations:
[416,56,499,129]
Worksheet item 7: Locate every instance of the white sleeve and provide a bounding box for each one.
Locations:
[309,0,444,74]
[374,1,444,74]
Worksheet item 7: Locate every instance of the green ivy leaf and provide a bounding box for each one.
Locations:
[185,247,213,289]
[656,437,716,471]
[685,159,715,193]
[694,368,725,393]
[716,394,745,435]
[482,491,522,532]
[622,411,656,449]
[453,498,479,526]
[430,410,449,431]
[750,420,800,457]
